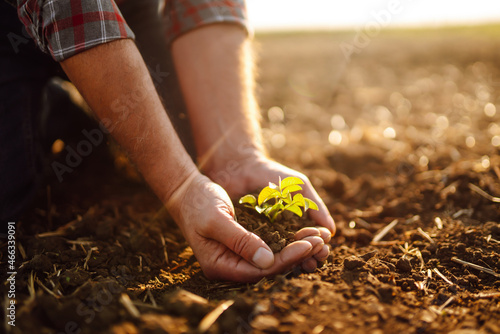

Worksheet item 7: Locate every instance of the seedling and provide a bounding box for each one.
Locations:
[239,176,318,223]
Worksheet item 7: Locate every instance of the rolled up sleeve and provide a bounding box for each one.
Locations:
[16,0,135,62]
[163,0,250,44]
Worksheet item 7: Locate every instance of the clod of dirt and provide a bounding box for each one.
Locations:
[377,285,396,303]
[343,256,366,270]
[26,254,52,273]
[161,289,211,320]
[139,314,189,333]
[396,258,412,273]
[251,314,280,331]
[60,267,91,289]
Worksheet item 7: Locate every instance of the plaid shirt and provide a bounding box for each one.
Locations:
[10,0,248,62]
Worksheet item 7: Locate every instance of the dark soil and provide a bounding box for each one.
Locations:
[235,204,315,253]
[2,26,500,334]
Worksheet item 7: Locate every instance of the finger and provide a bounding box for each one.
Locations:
[301,180,336,235]
[317,227,332,243]
[203,214,275,270]
[302,236,325,256]
[295,227,330,244]
[208,240,314,282]
[301,257,317,272]
[294,227,321,240]
[314,244,330,262]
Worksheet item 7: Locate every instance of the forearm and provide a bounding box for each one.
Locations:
[61,39,198,203]
[171,24,265,172]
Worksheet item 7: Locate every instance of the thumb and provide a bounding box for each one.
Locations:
[205,215,275,269]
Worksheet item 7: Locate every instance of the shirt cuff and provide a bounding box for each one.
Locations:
[163,0,251,45]
[17,0,135,62]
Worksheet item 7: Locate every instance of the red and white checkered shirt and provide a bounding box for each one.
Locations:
[12,0,248,62]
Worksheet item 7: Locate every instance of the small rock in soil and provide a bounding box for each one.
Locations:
[161,289,211,320]
[396,258,412,273]
[343,256,366,270]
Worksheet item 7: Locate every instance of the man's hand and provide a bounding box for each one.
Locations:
[204,154,334,273]
[166,171,328,282]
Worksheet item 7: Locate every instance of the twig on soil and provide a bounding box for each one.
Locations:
[198,300,235,332]
[417,227,435,244]
[66,240,95,246]
[146,288,157,307]
[17,242,27,261]
[494,165,500,180]
[131,300,159,310]
[28,272,35,298]
[434,217,443,230]
[451,257,500,278]
[468,183,500,203]
[404,215,420,225]
[120,294,141,318]
[356,217,372,229]
[473,292,500,299]
[372,219,399,244]
[438,296,455,313]
[354,206,383,218]
[35,278,60,299]
[162,235,180,246]
[253,223,268,233]
[54,264,61,277]
[138,255,143,272]
[415,269,432,293]
[83,247,98,270]
[36,216,81,238]
[452,208,473,219]
[160,235,169,265]
[440,180,459,199]
[371,240,403,247]
[486,235,500,244]
[433,268,454,285]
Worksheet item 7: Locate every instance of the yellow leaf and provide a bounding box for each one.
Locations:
[239,194,256,207]
[280,177,304,191]
[282,184,303,195]
[304,198,319,211]
[258,186,280,205]
[293,193,306,207]
[285,204,303,217]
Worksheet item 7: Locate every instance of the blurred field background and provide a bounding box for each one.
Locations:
[255,25,500,182]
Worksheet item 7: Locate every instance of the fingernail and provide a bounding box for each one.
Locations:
[304,236,325,254]
[253,247,274,269]
[327,216,336,236]
[317,227,332,243]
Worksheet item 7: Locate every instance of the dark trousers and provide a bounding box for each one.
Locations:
[0,0,195,223]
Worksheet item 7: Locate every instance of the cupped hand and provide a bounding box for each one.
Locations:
[208,156,335,234]
[204,155,335,272]
[166,171,327,281]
